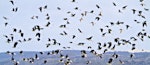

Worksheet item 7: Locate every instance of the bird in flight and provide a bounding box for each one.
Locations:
[10,0,14,5]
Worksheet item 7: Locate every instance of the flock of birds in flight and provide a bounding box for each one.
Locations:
[1,0,150,65]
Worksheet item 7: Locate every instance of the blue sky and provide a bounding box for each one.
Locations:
[0,0,150,53]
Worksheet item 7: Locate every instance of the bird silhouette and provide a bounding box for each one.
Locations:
[95,17,100,21]
[86,36,93,40]
[78,28,82,33]
[3,16,8,20]
[103,49,108,54]
[144,8,149,11]
[13,42,18,48]
[46,16,50,20]
[90,10,94,13]
[131,46,136,50]
[57,7,61,10]
[36,33,40,38]
[119,60,124,64]
[142,21,147,27]
[19,50,23,54]
[45,22,50,27]
[11,36,14,41]
[86,60,91,64]
[74,7,78,10]
[98,45,102,50]
[35,54,39,59]
[14,61,19,65]
[44,5,47,9]
[5,22,8,26]
[20,33,24,37]
[88,46,92,49]
[103,43,107,47]
[39,7,42,12]
[72,35,76,39]
[44,60,47,64]
[60,25,66,28]
[126,25,130,29]
[96,4,100,9]
[108,58,113,64]
[132,9,136,14]
[130,53,134,58]
[108,42,112,48]
[140,0,144,2]
[108,29,112,33]
[7,39,11,43]
[118,9,122,13]
[72,0,75,2]
[100,28,103,32]
[10,0,14,5]
[122,5,127,10]
[13,28,17,32]
[111,45,116,50]
[110,22,114,26]
[113,2,116,6]
[78,43,84,46]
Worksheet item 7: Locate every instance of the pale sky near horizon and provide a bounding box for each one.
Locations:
[0,0,150,53]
